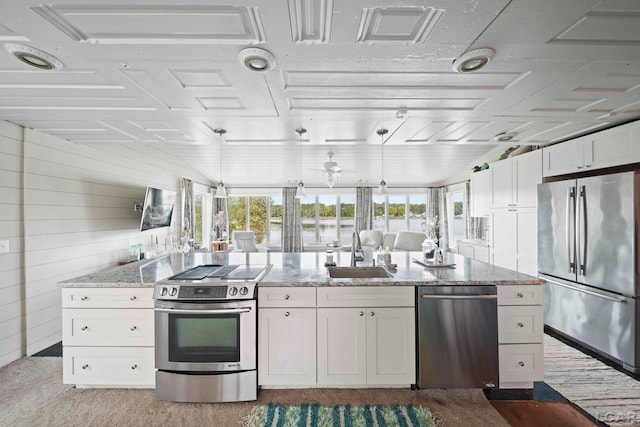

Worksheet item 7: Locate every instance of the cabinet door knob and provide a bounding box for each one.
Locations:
[81,326,88,331]
[359,311,364,316]
[517,293,523,298]
[517,322,524,328]
[585,164,592,168]
[284,295,290,300]
[518,361,525,367]
[131,364,138,370]
[284,311,290,317]
[130,296,137,301]
[80,296,88,301]
[370,311,374,317]
[130,326,137,331]
[82,364,89,370]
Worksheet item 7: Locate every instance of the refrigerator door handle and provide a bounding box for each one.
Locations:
[545,277,627,304]
[578,185,587,275]
[567,186,576,273]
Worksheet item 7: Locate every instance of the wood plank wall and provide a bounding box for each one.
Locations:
[0,121,213,366]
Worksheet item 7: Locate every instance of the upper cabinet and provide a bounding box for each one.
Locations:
[543,121,640,177]
[491,149,542,209]
[470,168,491,217]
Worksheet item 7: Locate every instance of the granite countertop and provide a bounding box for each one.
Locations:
[60,250,544,288]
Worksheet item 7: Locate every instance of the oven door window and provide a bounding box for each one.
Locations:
[168,314,240,363]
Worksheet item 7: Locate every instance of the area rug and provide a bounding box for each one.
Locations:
[243,403,440,427]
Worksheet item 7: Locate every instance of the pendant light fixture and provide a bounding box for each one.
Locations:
[213,128,228,198]
[377,128,389,194]
[294,127,307,199]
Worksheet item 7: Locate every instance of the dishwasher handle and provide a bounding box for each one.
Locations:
[420,294,497,300]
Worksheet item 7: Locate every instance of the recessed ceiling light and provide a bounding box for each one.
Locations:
[452,48,495,73]
[492,132,517,142]
[4,43,63,70]
[238,47,276,72]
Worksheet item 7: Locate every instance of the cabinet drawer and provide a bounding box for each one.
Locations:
[498,305,543,344]
[258,287,316,307]
[63,308,154,346]
[497,285,542,306]
[499,343,544,385]
[61,288,154,308]
[63,346,154,387]
[317,286,414,308]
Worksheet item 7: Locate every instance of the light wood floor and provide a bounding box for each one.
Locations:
[544,334,640,426]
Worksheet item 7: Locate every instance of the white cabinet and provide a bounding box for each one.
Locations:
[470,169,491,217]
[491,207,537,276]
[258,287,316,386]
[491,150,542,209]
[490,150,541,275]
[316,287,415,386]
[497,285,544,389]
[61,287,155,387]
[543,121,640,177]
[457,240,490,263]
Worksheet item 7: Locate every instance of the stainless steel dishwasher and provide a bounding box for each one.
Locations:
[417,285,499,389]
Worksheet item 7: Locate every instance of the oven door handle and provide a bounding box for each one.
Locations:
[154,307,252,314]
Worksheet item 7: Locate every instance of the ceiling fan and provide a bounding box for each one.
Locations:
[311,152,352,189]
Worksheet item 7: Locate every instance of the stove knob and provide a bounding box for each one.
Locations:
[160,287,168,296]
[229,287,238,296]
[170,287,178,297]
[239,286,249,296]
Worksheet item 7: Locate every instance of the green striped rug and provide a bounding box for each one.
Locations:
[244,403,437,427]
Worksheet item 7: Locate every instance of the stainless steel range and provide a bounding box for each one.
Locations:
[153,263,271,403]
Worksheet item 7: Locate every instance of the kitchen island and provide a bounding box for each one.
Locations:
[60,251,544,390]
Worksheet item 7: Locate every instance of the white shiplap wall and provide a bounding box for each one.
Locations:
[0,121,25,367]
[0,120,213,365]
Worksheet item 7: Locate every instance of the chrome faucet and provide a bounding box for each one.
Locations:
[351,231,365,267]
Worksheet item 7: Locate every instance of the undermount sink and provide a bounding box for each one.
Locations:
[327,266,393,279]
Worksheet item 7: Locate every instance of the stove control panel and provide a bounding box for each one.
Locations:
[153,283,257,300]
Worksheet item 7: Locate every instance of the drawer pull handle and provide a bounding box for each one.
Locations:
[284,295,290,300]
[518,361,525,367]
[82,364,89,370]
[517,293,523,298]
[131,364,138,370]
[80,296,88,301]
[81,326,88,331]
[517,322,524,328]
[130,296,137,301]
[359,311,364,316]
[284,312,290,317]
[130,326,137,331]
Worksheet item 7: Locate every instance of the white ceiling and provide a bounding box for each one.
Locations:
[1,0,639,189]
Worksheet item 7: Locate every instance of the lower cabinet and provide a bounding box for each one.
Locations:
[457,240,490,263]
[61,287,155,388]
[317,306,415,386]
[258,286,415,388]
[258,308,316,386]
[497,285,544,389]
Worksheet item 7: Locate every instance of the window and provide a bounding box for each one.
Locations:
[300,195,317,246]
[409,195,426,231]
[447,190,465,248]
[228,196,269,244]
[387,195,405,233]
[269,196,282,246]
[193,185,212,250]
[372,195,386,232]
[339,195,355,242]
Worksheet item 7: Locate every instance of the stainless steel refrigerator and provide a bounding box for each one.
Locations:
[538,171,639,373]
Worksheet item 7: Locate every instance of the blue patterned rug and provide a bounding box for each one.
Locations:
[244,403,438,427]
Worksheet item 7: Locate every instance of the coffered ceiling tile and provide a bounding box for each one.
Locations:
[573,72,640,93]
[288,0,333,44]
[356,6,444,45]
[31,4,266,44]
[170,70,231,89]
[197,97,245,110]
[550,11,640,45]
[290,97,484,111]
[0,23,28,41]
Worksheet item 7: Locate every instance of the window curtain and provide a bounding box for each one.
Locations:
[465,181,473,243]
[425,188,441,243]
[211,192,229,241]
[281,187,303,252]
[438,187,449,251]
[181,178,195,246]
[355,187,373,233]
